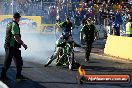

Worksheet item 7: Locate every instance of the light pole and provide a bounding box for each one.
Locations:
[66,0,68,15]
[41,0,43,16]
[11,0,14,15]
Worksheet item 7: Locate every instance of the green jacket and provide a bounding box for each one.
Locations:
[126,21,132,34]
[4,21,21,48]
[59,21,74,31]
[80,24,98,41]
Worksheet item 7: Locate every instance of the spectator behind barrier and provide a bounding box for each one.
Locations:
[125,15,132,37]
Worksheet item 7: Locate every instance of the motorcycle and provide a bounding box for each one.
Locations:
[56,35,80,70]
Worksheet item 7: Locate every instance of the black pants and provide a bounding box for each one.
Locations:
[1,47,23,78]
[125,34,132,37]
[113,27,120,36]
[85,41,93,60]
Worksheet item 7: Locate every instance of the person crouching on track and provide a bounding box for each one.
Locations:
[44,32,73,67]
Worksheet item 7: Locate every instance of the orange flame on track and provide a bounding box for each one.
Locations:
[78,66,86,76]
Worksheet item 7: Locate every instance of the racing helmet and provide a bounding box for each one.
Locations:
[62,32,71,40]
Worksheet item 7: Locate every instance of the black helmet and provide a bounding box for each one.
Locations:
[87,17,92,21]
[62,32,70,40]
[82,18,87,25]
[13,12,21,18]
[66,17,70,21]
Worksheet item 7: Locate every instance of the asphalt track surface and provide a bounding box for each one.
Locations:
[0,31,132,88]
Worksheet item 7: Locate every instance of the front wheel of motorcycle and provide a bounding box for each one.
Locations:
[69,62,73,70]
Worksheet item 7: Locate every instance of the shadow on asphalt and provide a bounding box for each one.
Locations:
[81,65,132,72]
[87,61,101,64]
[5,80,47,88]
[83,83,132,88]
[10,66,39,69]
[0,66,46,88]
[37,81,77,85]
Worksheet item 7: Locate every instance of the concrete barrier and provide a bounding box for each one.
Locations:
[104,35,132,60]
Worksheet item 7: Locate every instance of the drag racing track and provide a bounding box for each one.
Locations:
[0,30,132,88]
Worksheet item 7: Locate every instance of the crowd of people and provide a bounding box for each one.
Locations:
[55,0,131,36]
[0,0,131,35]
[0,0,42,16]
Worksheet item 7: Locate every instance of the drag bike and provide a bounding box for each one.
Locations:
[56,36,80,70]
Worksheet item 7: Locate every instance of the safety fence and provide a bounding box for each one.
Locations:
[0,15,41,31]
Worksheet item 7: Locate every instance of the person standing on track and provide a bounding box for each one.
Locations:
[0,12,28,82]
[80,18,99,62]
